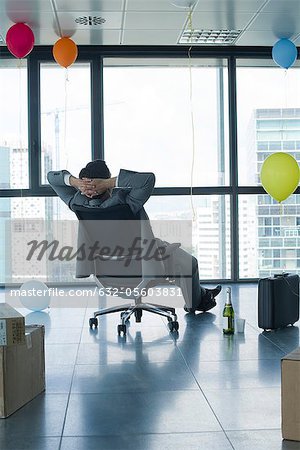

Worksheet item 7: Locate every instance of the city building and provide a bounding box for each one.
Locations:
[256,108,300,277]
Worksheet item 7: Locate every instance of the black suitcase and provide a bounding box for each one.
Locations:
[258,273,299,331]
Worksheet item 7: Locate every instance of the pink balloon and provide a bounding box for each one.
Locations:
[6,23,35,58]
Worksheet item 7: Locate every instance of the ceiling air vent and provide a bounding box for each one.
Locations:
[75,15,106,26]
[179,29,242,44]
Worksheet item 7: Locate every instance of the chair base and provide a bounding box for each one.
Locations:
[89,302,178,335]
[89,276,179,335]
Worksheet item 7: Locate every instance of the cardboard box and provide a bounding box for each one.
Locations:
[281,347,300,441]
[0,303,25,346]
[0,325,45,418]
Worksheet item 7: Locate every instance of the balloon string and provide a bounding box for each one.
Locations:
[18,58,24,211]
[18,58,26,285]
[187,7,196,222]
[284,69,288,109]
[64,68,69,169]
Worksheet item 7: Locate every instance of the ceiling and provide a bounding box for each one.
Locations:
[0,0,300,47]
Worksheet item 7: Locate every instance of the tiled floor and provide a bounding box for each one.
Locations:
[1,284,300,450]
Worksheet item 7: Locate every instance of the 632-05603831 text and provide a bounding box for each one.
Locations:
[97,286,182,297]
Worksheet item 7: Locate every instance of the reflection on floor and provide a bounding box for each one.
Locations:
[1,284,300,450]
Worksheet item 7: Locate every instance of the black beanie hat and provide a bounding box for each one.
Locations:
[79,160,111,179]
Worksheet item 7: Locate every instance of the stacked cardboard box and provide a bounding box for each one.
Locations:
[282,347,300,441]
[0,303,25,346]
[0,303,45,418]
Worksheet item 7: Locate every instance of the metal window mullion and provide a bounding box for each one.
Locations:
[228,56,239,281]
[27,54,41,192]
[217,66,226,278]
[91,57,104,160]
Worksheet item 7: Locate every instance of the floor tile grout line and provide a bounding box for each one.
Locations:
[60,430,237,443]
[57,306,88,450]
[225,320,288,354]
[61,430,237,437]
[256,331,291,353]
[245,322,293,353]
[175,343,235,450]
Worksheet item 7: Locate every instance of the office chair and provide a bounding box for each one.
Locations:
[73,204,179,336]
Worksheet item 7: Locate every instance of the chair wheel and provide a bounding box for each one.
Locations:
[134,309,142,323]
[118,324,127,335]
[89,318,98,329]
[168,321,179,332]
[121,312,130,322]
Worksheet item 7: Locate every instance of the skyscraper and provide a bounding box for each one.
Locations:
[256,108,300,277]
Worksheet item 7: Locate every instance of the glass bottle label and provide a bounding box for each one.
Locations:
[223,317,234,331]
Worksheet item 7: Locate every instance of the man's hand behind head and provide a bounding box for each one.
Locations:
[69,176,92,193]
[83,178,116,197]
[69,175,116,198]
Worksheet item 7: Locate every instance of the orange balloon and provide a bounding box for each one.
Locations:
[52,37,78,68]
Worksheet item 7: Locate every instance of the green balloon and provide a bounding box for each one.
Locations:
[260,152,300,202]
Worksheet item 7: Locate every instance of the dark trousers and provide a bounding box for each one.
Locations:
[170,247,205,310]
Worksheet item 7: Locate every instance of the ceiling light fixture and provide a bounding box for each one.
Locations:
[179,29,242,44]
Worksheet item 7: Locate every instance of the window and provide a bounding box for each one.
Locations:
[0,197,76,284]
[269,142,281,150]
[146,195,231,279]
[3,52,300,284]
[237,64,300,186]
[0,60,28,189]
[283,141,296,150]
[239,194,300,278]
[40,63,92,184]
[103,59,229,187]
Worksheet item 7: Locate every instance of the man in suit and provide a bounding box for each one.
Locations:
[47,160,221,312]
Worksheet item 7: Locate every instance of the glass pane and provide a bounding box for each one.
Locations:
[40,63,92,184]
[239,194,300,278]
[237,63,300,185]
[103,59,229,187]
[0,60,28,189]
[1,195,230,283]
[146,195,231,279]
[0,197,76,284]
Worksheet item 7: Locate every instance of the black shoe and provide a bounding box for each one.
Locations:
[184,305,196,313]
[198,298,216,312]
[205,285,222,300]
[197,285,222,312]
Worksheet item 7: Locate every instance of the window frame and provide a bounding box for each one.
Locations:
[0,44,298,283]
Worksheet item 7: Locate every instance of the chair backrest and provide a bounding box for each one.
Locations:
[74,204,142,261]
[73,204,165,282]
[74,203,138,222]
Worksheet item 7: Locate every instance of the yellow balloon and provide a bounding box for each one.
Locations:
[260,152,300,202]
